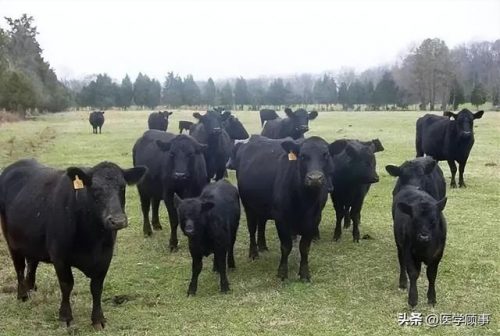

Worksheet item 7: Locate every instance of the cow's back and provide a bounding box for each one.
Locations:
[417,114,450,160]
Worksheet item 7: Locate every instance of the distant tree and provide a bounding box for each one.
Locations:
[266,78,288,105]
[203,77,216,106]
[373,72,399,109]
[0,70,37,115]
[218,82,233,107]
[234,77,250,108]
[146,79,161,109]
[162,72,184,107]
[347,80,365,107]
[365,81,375,106]
[134,73,151,108]
[470,83,487,108]
[182,74,201,106]
[117,74,133,109]
[313,74,337,105]
[338,82,349,109]
[448,78,465,110]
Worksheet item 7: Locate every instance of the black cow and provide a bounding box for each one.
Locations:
[148,111,172,131]
[386,156,446,200]
[392,186,447,307]
[236,136,334,281]
[179,120,194,134]
[221,111,249,140]
[261,108,318,139]
[259,108,279,126]
[416,109,484,188]
[174,179,240,295]
[329,139,384,242]
[0,159,146,329]
[133,132,208,251]
[89,111,105,134]
[190,111,232,181]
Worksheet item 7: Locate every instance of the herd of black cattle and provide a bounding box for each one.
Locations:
[0,107,484,329]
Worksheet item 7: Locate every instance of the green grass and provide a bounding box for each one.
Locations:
[0,110,498,335]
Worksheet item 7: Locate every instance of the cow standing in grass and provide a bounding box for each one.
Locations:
[416,109,484,188]
[261,108,318,140]
[148,111,172,131]
[0,159,146,329]
[89,111,105,134]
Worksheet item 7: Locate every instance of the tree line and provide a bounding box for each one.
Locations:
[0,15,498,115]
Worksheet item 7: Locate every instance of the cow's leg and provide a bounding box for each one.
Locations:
[426,261,439,306]
[215,249,229,293]
[333,199,343,241]
[246,211,259,259]
[25,259,39,291]
[350,201,363,243]
[397,245,407,289]
[54,263,74,327]
[458,160,467,188]
[228,223,238,269]
[164,195,179,252]
[138,189,152,237]
[10,251,28,301]
[99,126,102,134]
[187,253,203,296]
[447,160,457,188]
[151,197,162,230]
[406,256,421,308]
[257,218,268,252]
[276,223,293,281]
[344,206,351,229]
[298,235,312,282]
[90,275,106,330]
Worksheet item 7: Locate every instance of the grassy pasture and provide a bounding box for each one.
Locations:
[0,110,498,336]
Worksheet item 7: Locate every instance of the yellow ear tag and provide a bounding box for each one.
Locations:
[73,175,84,190]
[288,152,297,161]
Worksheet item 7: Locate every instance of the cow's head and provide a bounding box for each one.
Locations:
[281,136,334,190]
[397,197,447,243]
[330,139,384,184]
[285,108,318,136]
[66,162,147,230]
[444,109,484,139]
[386,157,437,188]
[193,110,223,136]
[156,135,207,182]
[221,112,249,140]
[173,194,214,237]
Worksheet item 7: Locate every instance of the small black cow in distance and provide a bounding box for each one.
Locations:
[221,111,249,141]
[392,186,447,307]
[386,156,446,201]
[416,109,484,188]
[133,131,208,251]
[148,111,172,131]
[261,108,318,140]
[329,139,384,242]
[179,120,194,133]
[259,108,279,126]
[174,180,240,295]
[89,111,105,134]
[0,159,146,329]
[190,110,233,181]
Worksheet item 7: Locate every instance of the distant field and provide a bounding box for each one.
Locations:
[0,110,498,336]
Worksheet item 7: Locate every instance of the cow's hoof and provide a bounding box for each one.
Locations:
[343,222,351,229]
[170,246,178,253]
[459,184,466,188]
[143,230,152,237]
[92,322,105,331]
[333,235,341,242]
[152,223,163,231]
[399,282,407,290]
[220,285,230,293]
[258,245,269,252]
[249,248,259,260]
[450,182,457,188]
[59,320,72,328]
[187,290,196,297]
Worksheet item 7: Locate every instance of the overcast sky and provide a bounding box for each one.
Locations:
[1,0,499,81]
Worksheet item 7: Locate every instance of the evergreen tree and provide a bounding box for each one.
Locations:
[470,83,487,108]
[117,74,133,109]
[146,79,161,109]
[373,72,399,108]
[182,74,201,106]
[203,77,216,106]
[134,73,150,108]
[234,77,250,108]
[162,72,184,107]
[266,78,288,105]
[338,82,349,109]
[448,78,465,110]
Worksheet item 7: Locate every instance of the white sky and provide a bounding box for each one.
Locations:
[1,0,499,81]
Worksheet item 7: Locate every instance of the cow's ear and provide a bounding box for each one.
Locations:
[345,145,357,158]
[281,140,300,156]
[473,110,484,119]
[308,111,318,120]
[167,111,173,116]
[385,165,401,177]
[397,202,413,217]
[156,140,172,152]
[173,193,182,208]
[67,167,92,187]
[284,108,294,118]
[123,166,147,185]
[370,139,384,152]
[100,111,105,114]
[201,200,215,212]
[436,197,447,211]
[193,112,203,120]
[443,111,457,119]
[195,143,208,154]
[423,159,437,174]
[329,140,347,156]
